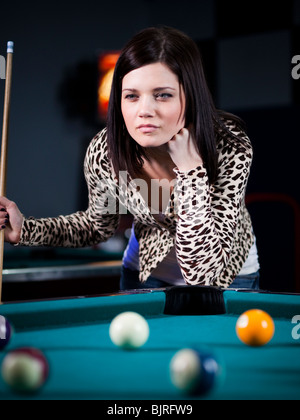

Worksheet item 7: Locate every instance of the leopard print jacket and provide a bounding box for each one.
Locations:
[18,120,254,288]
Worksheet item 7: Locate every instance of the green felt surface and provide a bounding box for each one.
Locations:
[0,291,299,400]
[224,290,300,318]
[0,292,166,330]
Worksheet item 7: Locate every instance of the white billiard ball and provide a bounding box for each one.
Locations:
[109,312,150,350]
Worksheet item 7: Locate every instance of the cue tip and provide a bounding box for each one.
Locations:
[7,41,14,54]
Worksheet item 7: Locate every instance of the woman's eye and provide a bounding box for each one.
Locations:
[124,94,138,100]
[155,93,173,100]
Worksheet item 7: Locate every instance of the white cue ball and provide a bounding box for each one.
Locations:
[109,312,150,350]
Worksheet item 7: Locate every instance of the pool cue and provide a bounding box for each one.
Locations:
[0,41,14,304]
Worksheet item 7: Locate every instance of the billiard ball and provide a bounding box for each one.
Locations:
[0,316,13,350]
[170,348,220,396]
[109,312,150,350]
[236,309,275,347]
[1,347,49,393]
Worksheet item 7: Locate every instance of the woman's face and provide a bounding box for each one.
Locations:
[121,62,186,149]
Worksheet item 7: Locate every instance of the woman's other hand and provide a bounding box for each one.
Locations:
[0,197,24,244]
[167,128,203,172]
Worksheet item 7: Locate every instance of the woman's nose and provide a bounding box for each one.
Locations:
[138,96,155,118]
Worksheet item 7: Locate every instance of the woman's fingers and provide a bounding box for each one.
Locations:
[0,197,24,244]
[0,208,9,230]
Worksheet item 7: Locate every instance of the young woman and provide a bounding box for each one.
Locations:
[0,26,260,290]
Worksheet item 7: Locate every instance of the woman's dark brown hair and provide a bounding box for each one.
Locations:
[107,26,244,185]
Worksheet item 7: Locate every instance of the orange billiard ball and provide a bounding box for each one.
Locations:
[236,309,275,347]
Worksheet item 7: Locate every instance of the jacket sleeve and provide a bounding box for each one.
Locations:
[174,130,253,286]
[18,130,120,248]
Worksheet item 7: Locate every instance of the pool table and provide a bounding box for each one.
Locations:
[0,287,299,401]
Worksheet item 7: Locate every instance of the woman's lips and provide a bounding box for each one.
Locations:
[137,125,159,134]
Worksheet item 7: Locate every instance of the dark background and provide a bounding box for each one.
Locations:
[0,0,299,292]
